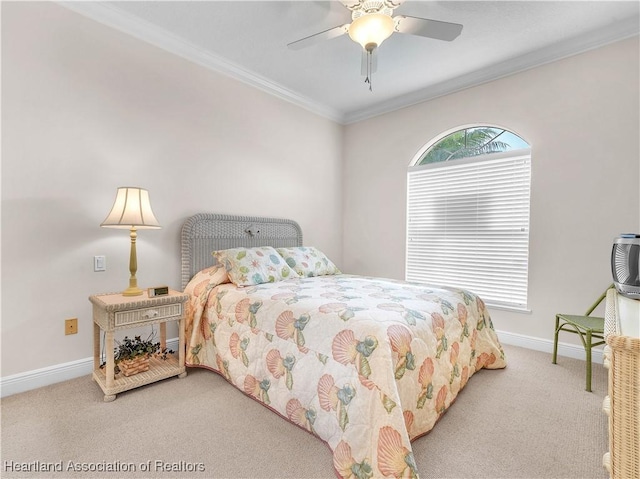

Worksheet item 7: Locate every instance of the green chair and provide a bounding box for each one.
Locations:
[552,286,612,392]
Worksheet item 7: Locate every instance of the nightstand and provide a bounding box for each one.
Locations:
[89,290,188,402]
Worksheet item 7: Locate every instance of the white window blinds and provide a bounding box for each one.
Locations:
[406,150,531,310]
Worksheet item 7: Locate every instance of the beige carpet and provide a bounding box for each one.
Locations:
[1,345,608,479]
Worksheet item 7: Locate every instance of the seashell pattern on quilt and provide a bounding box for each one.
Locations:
[184,269,506,478]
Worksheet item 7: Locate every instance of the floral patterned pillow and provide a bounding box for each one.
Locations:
[276,246,341,277]
[213,246,297,286]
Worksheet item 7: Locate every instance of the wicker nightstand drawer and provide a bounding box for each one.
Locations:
[114,303,182,327]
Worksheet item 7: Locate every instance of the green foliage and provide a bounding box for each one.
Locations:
[419,127,513,164]
[114,335,172,362]
[100,333,174,373]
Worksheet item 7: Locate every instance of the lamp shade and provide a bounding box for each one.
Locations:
[101,187,161,229]
[348,13,395,50]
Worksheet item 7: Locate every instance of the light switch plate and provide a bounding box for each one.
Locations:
[94,255,106,272]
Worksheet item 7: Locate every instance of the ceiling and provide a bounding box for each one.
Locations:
[61,1,639,124]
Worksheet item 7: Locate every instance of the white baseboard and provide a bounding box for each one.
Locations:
[496,329,603,364]
[1,333,599,398]
[0,338,180,398]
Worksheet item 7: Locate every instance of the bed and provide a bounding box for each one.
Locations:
[181,213,506,478]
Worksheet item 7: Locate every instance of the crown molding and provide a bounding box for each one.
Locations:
[57,2,637,126]
[344,16,640,124]
[57,1,345,123]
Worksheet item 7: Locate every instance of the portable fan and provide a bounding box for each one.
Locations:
[611,234,640,299]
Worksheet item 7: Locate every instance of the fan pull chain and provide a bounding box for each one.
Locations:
[365,48,373,92]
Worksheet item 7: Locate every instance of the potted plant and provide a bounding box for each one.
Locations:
[104,334,174,377]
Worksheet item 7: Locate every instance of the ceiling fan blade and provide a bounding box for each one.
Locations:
[287,24,350,50]
[394,16,463,41]
[361,49,378,76]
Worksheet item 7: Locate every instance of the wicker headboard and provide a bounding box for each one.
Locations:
[180,213,303,290]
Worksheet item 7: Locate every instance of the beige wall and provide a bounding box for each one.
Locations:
[2,2,638,381]
[342,36,640,341]
[1,2,343,376]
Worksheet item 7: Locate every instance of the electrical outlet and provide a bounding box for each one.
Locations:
[65,318,78,335]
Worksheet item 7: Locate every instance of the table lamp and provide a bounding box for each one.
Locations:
[101,187,161,296]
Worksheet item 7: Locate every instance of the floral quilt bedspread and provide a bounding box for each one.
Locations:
[184,268,506,478]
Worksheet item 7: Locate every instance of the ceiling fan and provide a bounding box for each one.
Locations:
[287,0,463,90]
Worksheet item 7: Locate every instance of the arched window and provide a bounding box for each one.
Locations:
[406,125,531,310]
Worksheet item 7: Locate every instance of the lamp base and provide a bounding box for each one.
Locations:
[123,228,143,296]
[122,286,144,297]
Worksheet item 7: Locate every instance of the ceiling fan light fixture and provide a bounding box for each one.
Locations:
[348,13,395,50]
